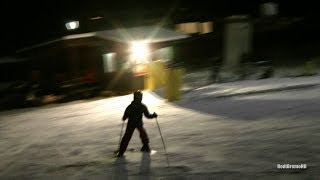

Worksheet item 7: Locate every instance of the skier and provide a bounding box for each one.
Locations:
[117,90,158,157]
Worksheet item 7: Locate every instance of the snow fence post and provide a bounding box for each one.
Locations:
[166,68,185,101]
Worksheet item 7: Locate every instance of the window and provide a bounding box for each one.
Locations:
[103,53,116,73]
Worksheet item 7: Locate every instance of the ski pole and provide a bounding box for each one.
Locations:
[155,117,170,167]
[115,121,125,154]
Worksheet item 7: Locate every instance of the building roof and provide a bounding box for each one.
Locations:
[96,25,189,43]
[0,57,28,64]
[17,26,189,53]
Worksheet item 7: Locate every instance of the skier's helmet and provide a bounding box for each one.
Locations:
[133,90,143,100]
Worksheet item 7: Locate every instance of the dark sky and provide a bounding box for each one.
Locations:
[0,0,318,57]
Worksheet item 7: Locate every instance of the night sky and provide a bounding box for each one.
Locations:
[0,0,318,57]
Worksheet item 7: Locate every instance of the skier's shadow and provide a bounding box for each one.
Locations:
[111,153,151,179]
[139,152,151,179]
[112,157,128,180]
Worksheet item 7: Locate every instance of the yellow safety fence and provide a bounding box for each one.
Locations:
[145,61,185,101]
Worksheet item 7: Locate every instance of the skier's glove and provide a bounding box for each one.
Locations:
[153,112,158,118]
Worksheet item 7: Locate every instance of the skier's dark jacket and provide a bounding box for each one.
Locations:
[122,100,155,127]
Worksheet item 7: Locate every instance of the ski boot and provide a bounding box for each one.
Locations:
[116,152,124,158]
[140,144,151,152]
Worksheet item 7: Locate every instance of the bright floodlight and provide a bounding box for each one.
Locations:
[65,21,79,30]
[130,41,150,61]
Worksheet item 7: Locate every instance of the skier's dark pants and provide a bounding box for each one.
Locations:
[119,125,149,155]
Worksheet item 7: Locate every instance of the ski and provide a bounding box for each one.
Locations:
[113,148,157,158]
